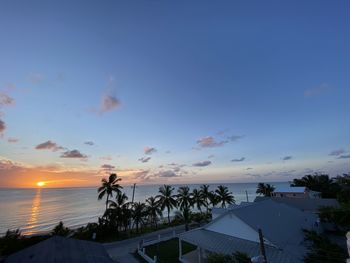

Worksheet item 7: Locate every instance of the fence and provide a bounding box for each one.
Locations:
[137,230,177,263]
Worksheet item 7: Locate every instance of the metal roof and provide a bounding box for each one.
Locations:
[254,196,339,212]
[273,186,306,193]
[5,236,113,263]
[180,229,297,263]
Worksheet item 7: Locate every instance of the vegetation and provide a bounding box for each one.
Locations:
[303,230,348,263]
[51,221,71,236]
[145,238,196,263]
[206,251,251,263]
[215,185,235,208]
[98,173,123,214]
[256,183,275,197]
[156,185,178,224]
[0,229,49,257]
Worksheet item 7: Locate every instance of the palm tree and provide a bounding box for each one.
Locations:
[177,186,193,231]
[174,206,192,231]
[98,173,123,214]
[200,184,211,213]
[192,188,205,212]
[109,192,129,209]
[208,191,219,207]
[256,183,275,197]
[132,202,146,233]
[146,196,162,228]
[156,185,177,224]
[215,185,235,208]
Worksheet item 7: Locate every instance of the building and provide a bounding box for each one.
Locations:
[179,199,319,263]
[271,186,321,198]
[5,236,113,263]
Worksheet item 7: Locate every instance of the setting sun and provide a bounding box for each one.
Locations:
[36,182,45,187]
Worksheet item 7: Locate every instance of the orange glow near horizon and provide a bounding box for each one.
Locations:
[36,181,46,187]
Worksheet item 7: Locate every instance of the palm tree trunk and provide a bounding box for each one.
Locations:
[167,208,170,224]
[105,194,109,216]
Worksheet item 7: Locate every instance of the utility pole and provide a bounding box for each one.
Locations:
[245,190,249,202]
[131,183,136,203]
[258,228,267,263]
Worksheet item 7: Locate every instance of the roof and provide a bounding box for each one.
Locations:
[180,228,296,263]
[273,186,307,193]
[5,236,113,263]
[204,199,318,260]
[254,196,340,212]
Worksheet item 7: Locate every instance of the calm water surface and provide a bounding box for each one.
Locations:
[0,182,289,235]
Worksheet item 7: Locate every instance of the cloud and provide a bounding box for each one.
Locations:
[60,150,87,159]
[196,136,227,148]
[282,156,292,161]
[100,94,120,113]
[208,154,215,159]
[100,155,112,161]
[304,83,331,97]
[157,170,180,177]
[337,155,350,159]
[138,157,151,163]
[227,135,244,141]
[35,140,64,151]
[101,164,115,170]
[7,137,19,143]
[193,160,212,167]
[329,149,346,156]
[0,158,23,171]
[0,119,5,134]
[231,157,245,162]
[246,167,253,170]
[0,93,15,107]
[144,147,157,155]
[29,73,44,84]
[84,141,94,146]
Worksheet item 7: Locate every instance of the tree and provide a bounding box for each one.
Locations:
[97,173,123,215]
[146,196,162,228]
[215,185,235,208]
[177,186,193,231]
[174,207,192,231]
[256,183,275,197]
[206,251,251,263]
[192,188,205,212]
[156,185,177,224]
[208,191,220,208]
[132,202,146,233]
[51,221,70,236]
[291,173,339,198]
[200,184,211,213]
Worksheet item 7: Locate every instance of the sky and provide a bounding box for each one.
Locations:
[0,0,349,188]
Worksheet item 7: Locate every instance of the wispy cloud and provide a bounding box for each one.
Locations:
[337,155,350,159]
[227,135,244,141]
[0,93,15,107]
[193,160,212,167]
[304,83,332,97]
[196,136,227,148]
[144,147,157,155]
[0,119,5,134]
[35,140,64,151]
[282,156,293,161]
[231,157,245,162]
[208,154,215,159]
[84,141,94,146]
[138,157,151,163]
[100,94,120,113]
[7,137,19,143]
[329,149,346,156]
[100,155,112,161]
[60,150,87,159]
[29,73,44,84]
[157,170,180,177]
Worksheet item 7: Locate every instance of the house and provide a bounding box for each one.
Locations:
[254,196,339,213]
[271,186,321,198]
[5,236,113,263]
[178,199,319,263]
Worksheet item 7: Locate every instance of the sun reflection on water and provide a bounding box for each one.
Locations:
[25,189,42,235]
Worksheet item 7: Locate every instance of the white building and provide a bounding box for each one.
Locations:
[271,186,321,198]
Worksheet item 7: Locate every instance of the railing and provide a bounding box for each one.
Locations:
[137,231,177,263]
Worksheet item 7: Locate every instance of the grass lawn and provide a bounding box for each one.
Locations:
[145,238,196,263]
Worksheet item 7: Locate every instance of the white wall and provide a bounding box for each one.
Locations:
[206,213,260,243]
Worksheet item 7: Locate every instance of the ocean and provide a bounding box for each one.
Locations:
[0,182,289,235]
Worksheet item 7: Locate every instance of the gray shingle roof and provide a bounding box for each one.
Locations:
[180,229,296,263]
[5,236,113,263]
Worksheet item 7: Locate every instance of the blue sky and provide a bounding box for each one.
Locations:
[0,0,349,187]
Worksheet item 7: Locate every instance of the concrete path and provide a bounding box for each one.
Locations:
[104,225,186,263]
